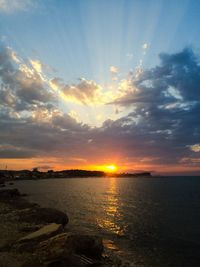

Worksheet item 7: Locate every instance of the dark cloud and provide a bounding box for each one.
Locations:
[106,48,200,168]
[114,48,200,106]
[0,46,55,111]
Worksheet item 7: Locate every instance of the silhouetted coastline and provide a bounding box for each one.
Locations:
[0,169,152,181]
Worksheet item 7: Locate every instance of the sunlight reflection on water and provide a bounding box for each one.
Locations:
[96,177,124,236]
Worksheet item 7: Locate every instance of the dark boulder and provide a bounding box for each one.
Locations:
[0,188,21,198]
[22,207,69,226]
[65,234,104,259]
[37,233,104,266]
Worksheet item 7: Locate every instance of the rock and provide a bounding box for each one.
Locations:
[45,254,103,267]
[37,233,104,266]
[38,233,103,260]
[65,234,104,259]
[36,233,68,262]
[22,207,69,226]
[0,177,5,184]
[0,188,21,198]
[9,182,14,185]
[20,225,41,233]
[21,193,28,197]
[19,223,63,243]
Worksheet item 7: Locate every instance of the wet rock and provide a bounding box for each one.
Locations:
[38,233,103,261]
[0,188,21,198]
[37,233,104,266]
[65,234,104,259]
[19,223,63,243]
[21,207,69,226]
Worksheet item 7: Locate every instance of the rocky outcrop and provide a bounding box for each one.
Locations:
[21,207,69,226]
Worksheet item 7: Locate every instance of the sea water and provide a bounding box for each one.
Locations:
[12,176,200,266]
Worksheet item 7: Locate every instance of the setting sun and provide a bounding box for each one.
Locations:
[105,165,118,172]
[91,164,118,173]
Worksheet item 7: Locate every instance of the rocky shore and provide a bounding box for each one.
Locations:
[0,180,121,267]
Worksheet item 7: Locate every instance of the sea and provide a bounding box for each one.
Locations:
[10,176,200,266]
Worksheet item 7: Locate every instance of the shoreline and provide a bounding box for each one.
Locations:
[0,181,121,267]
[0,169,152,181]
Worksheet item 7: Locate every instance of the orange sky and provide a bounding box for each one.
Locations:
[1,157,200,175]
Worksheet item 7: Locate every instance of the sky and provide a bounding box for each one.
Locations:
[0,0,200,175]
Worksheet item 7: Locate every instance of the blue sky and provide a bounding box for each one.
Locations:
[0,0,200,174]
[1,0,200,83]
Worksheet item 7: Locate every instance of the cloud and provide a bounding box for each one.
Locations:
[0,0,36,14]
[142,43,148,49]
[30,59,43,73]
[110,66,118,74]
[1,45,200,174]
[190,144,200,152]
[61,78,105,105]
[113,48,200,106]
[105,48,200,169]
[0,46,55,111]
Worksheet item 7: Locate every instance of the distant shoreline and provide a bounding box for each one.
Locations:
[0,169,152,181]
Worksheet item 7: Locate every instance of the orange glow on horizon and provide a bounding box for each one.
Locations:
[92,164,118,173]
[105,165,117,172]
[1,157,200,175]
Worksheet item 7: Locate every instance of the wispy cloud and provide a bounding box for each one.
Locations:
[0,0,36,14]
[110,66,118,74]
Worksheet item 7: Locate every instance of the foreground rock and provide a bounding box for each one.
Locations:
[65,234,104,259]
[21,207,69,226]
[36,233,105,266]
[19,223,63,243]
[38,233,103,259]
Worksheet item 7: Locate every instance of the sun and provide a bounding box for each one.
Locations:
[105,165,117,172]
[90,164,118,173]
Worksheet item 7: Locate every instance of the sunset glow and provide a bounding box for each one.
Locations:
[1,2,200,267]
[0,0,200,175]
[91,164,118,173]
[105,165,118,172]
